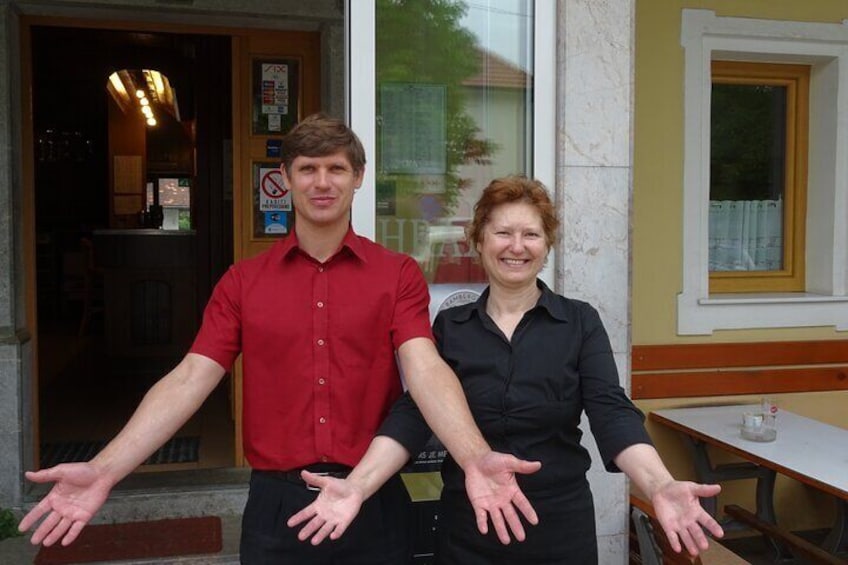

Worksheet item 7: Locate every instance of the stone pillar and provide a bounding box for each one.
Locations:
[557,0,635,562]
[0,0,31,510]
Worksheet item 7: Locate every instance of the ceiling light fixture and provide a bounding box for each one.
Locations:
[107,68,179,128]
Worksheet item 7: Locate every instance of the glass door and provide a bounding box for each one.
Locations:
[349,0,554,308]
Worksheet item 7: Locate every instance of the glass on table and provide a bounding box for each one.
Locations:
[740,399,777,442]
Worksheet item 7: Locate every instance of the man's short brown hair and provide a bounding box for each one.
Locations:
[281,113,366,175]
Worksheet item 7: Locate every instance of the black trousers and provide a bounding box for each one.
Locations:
[240,469,413,564]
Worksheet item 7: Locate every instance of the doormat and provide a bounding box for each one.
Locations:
[40,436,200,468]
[34,516,222,564]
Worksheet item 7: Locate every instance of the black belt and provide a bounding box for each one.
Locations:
[257,463,352,491]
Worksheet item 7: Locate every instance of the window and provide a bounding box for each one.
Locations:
[348,0,556,290]
[678,10,848,335]
[147,177,192,231]
[157,178,191,230]
[373,0,535,285]
[709,61,808,293]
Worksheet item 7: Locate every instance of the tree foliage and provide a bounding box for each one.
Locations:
[376,0,496,214]
[710,83,786,201]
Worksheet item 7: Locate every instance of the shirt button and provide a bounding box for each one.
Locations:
[319,417,327,424]
[317,339,325,346]
[318,267,324,273]
[317,301,324,308]
[318,378,326,385]
[321,456,328,462]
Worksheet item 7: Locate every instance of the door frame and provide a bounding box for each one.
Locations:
[18,11,327,471]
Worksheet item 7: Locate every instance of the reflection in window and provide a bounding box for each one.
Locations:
[708,61,807,292]
[375,0,533,284]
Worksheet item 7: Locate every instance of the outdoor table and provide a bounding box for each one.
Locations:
[651,404,847,560]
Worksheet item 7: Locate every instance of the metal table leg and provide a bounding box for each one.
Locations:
[822,499,848,556]
[681,435,792,561]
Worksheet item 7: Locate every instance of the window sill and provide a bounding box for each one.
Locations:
[677,291,848,335]
[701,292,848,305]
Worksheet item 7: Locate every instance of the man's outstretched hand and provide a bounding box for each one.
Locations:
[18,463,113,547]
[463,451,541,544]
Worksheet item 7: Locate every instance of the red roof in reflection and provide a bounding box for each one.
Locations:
[463,46,531,89]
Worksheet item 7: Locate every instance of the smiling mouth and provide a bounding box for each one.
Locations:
[501,258,527,266]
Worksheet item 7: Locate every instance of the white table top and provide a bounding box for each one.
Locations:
[651,404,848,500]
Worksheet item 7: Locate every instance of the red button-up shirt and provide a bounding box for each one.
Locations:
[190,228,433,470]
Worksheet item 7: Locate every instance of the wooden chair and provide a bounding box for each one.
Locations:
[632,495,703,564]
[630,495,750,565]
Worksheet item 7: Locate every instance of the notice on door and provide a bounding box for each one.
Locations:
[253,162,292,238]
[252,58,299,135]
[258,167,291,212]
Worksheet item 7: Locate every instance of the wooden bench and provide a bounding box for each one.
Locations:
[630,495,749,564]
[724,504,847,564]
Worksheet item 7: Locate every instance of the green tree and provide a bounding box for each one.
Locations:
[376,0,496,214]
[711,83,785,201]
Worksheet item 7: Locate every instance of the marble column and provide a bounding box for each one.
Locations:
[557,0,635,562]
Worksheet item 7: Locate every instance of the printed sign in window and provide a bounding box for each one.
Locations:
[380,83,447,174]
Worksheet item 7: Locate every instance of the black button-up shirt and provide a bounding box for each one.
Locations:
[380,280,652,496]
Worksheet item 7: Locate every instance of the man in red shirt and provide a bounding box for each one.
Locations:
[18,114,540,564]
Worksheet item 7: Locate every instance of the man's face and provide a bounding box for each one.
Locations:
[282,151,364,232]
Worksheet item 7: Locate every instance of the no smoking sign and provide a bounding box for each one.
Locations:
[259,168,292,212]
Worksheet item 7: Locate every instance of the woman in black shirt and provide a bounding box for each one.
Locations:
[289,176,724,564]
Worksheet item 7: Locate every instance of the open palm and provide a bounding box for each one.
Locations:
[19,463,113,547]
[464,451,541,544]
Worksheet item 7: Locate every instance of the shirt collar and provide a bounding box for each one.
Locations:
[535,280,570,322]
[277,226,367,264]
[448,279,570,323]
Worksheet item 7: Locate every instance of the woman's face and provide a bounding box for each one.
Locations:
[476,201,549,290]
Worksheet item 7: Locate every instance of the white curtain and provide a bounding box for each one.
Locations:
[709,199,782,271]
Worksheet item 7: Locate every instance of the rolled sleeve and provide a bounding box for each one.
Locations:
[578,304,654,472]
[594,410,654,472]
[376,392,433,457]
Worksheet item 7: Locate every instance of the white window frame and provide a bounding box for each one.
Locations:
[346,1,556,287]
[678,9,848,335]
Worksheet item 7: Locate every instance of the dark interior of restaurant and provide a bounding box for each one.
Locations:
[32,25,235,472]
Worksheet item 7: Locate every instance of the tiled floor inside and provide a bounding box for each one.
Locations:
[37,319,235,473]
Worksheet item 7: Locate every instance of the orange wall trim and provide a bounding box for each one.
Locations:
[631,341,848,399]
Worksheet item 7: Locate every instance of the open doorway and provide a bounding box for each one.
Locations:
[30,24,235,473]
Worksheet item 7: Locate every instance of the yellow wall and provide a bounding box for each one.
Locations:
[632,0,848,344]
[636,391,847,533]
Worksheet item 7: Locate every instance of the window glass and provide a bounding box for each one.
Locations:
[707,61,808,293]
[374,0,533,284]
[157,177,191,230]
[709,82,786,272]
